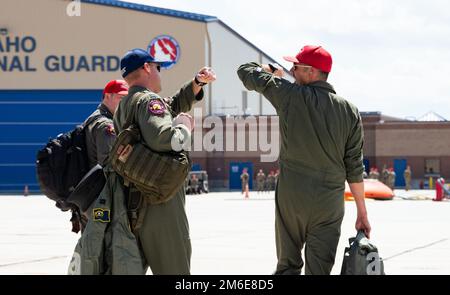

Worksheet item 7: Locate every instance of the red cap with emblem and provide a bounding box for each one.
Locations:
[283,45,332,73]
[103,80,129,95]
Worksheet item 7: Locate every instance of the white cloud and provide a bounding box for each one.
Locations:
[129,0,450,119]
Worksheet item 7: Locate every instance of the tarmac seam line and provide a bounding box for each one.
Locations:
[382,238,449,261]
[0,256,67,268]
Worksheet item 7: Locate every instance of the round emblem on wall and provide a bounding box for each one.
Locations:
[147,35,180,69]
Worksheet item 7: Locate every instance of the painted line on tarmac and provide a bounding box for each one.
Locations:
[382,238,449,261]
[0,256,67,268]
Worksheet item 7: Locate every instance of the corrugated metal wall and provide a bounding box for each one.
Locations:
[0,90,101,193]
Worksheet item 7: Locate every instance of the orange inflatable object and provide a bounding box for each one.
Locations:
[345,179,394,201]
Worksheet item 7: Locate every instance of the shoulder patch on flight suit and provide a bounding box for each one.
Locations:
[148,99,165,116]
[93,208,110,223]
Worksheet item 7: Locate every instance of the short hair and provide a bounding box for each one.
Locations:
[124,68,141,84]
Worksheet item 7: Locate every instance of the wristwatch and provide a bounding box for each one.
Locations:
[194,76,207,87]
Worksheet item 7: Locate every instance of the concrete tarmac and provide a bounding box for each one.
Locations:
[0,190,449,275]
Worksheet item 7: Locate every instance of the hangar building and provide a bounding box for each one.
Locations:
[1,0,448,192]
[0,0,287,192]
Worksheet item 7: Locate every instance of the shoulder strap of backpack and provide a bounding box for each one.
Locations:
[83,113,106,130]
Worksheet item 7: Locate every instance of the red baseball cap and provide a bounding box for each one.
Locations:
[103,80,129,95]
[283,45,332,73]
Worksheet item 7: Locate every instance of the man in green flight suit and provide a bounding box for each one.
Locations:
[115,48,216,274]
[241,168,250,194]
[80,80,128,226]
[237,45,371,275]
[256,169,266,194]
[267,170,276,191]
[85,80,128,169]
[404,165,412,191]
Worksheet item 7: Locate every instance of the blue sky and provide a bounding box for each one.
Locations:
[129,0,450,120]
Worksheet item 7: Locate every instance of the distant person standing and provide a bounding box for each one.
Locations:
[240,168,250,197]
[267,170,276,191]
[190,174,199,194]
[256,169,266,194]
[373,167,380,180]
[404,166,412,191]
[381,165,389,185]
[387,168,396,190]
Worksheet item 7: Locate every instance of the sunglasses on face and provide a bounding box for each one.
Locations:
[292,64,312,71]
[143,63,161,72]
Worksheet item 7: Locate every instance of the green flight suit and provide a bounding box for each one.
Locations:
[237,62,364,275]
[388,171,396,190]
[381,168,389,184]
[113,81,203,275]
[68,171,145,275]
[404,168,411,190]
[84,103,116,168]
[256,172,266,192]
[241,172,249,193]
[75,103,116,228]
[190,177,199,194]
[267,174,276,191]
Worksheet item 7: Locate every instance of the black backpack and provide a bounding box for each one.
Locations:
[36,115,102,211]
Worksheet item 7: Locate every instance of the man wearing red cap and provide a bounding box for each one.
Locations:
[67,80,133,275]
[237,45,371,275]
[84,79,128,168]
[72,80,128,227]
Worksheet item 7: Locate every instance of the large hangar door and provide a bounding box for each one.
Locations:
[0,90,101,193]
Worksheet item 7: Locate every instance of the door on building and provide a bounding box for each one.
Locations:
[229,162,253,190]
[191,163,202,171]
[363,158,370,175]
[394,159,407,187]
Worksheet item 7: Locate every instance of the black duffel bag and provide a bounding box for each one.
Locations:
[341,230,386,275]
[66,164,106,213]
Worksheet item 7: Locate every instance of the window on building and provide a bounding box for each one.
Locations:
[425,159,440,174]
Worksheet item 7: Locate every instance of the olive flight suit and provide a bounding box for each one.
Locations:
[404,168,412,191]
[267,173,276,191]
[77,104,117,226]
[241,171,249,193]
[84,103,117,168]
[113,81,203,275]
[237,62,364,275]
[256,172,266,192]
[388,171,396,190]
